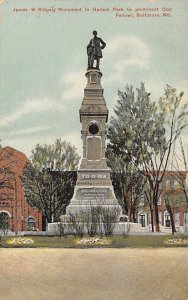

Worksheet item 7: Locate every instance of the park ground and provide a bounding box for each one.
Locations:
[0,248,187,300]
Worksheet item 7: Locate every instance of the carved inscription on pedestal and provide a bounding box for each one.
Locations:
[80,188,108,201]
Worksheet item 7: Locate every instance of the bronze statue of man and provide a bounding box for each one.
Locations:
[87,31,106,70]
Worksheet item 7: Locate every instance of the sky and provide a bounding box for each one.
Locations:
[0,0,188,161]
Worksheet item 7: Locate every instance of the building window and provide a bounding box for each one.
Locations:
[27,216,36,230]
[139,214,146,227]
[0,212,10,230]
[164,212,171,227]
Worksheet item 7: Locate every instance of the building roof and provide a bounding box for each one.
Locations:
[1,146,28,162]
[0,146,28,175]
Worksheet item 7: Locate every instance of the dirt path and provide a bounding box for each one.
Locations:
[0,248,187,300]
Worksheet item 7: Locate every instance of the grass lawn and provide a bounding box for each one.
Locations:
[1,234,188,248]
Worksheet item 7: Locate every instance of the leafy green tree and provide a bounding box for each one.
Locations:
[107,84,188,232]
[107,83,165,229]
[22,139,80,224]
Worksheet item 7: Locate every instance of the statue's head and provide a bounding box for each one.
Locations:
[93,30,97,36]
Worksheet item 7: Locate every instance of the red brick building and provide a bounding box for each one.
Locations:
[138,171,188,232]
[0,146,42,232]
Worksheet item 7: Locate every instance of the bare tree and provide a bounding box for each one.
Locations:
[22,139,79,224]
[169,138,188,207]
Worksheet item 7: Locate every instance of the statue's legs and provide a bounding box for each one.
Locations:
[88,54,94,68]
[96,58,100,69]
[88,54,100,69]
[90,54,94,68]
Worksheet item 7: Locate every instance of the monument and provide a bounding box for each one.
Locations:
[48,32,143,234]
[65,31,122,215]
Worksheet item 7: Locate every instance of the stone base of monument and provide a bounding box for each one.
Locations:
[65,185,122,215]
[47,221,145,235]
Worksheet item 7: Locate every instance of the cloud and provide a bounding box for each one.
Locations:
[61,71,85,102]
[59,37,150,103]
[105,36,151,83]
[4,125,50,137]
[0,98,64,127]
[1,130,82,158]
[1,134,58,159]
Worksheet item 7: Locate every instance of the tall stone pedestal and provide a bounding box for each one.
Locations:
[65,68,121,215]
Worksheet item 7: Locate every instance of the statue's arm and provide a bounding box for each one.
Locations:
[87,39,92,48]
[100,39,106,49]
[87,39,93,55]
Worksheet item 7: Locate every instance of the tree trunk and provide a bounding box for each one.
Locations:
[166,203,176,235]
[154,202,160,232]
[132,207,137,223]
[150,208,154,232]
[46,213,52,224]
[128,208,132,222]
